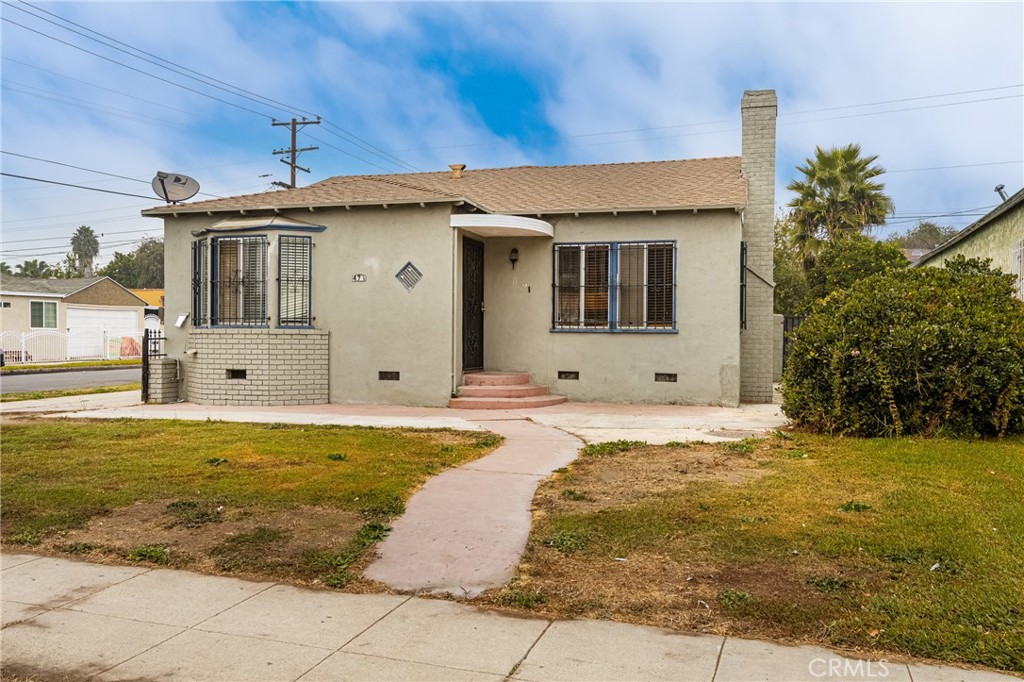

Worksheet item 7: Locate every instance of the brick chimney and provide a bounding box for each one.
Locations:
[739,89,777,403]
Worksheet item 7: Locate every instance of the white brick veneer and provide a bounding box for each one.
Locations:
[184,328,329,406]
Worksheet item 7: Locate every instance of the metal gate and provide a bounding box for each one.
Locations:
[141,328,166,403]
[782,315,806,370]
[462,238,485,372]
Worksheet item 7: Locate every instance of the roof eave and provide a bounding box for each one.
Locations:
[916,186,1024,267]
[141,196,472,217]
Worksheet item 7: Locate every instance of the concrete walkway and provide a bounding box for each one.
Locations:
[1,554,1013,682]
[365,418,583,596]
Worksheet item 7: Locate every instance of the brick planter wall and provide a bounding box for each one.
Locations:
[185,328,329,406]
[147,358,180,404]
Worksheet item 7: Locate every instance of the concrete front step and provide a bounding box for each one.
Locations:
[448,394,568,410]
[458,383,550,398]
[462,372,531,386]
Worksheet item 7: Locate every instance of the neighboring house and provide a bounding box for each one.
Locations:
[900,248,931,265]
[917,186,1024,299]
[142,90,777,408]
[0,276,146,361]
[130,288,165,330]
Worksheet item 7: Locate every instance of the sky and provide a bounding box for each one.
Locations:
[1,1,1022,271]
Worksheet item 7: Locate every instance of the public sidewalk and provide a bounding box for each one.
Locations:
[2,554,1013,682]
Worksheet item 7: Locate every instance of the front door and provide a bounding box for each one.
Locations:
[462,237,485,372]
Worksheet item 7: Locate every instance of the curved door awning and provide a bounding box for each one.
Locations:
[450,214,554,238]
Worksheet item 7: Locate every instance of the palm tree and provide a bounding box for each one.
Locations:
[15,259,52,278]
[70,225,100,277]
[787,144,894,267]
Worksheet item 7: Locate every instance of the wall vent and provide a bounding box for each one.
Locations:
[557,371,580,380]
[395,262,423,292]
[654,373,677,383]
[378,371,400,381]
[226,369,247,380]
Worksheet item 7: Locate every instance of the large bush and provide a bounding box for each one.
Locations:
[782,258,1024,437]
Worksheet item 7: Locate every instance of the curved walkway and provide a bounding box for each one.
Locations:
[364,418,583,597]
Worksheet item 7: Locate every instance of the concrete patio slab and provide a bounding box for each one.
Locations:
[0,390,142,414]
[0,556,146,608]
[95,628,330,682]
[0,551,42,571]
[299,651,505,682]
[195,584,409,649]
[67,568,272,627]
[905,663,1020,681]
[714,637,912,681]
[513,619,723,681]
[0,600,46,628]
[1,608,181,680]
[342,598,548,676]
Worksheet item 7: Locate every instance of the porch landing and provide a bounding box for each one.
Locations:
[449,371,567,410]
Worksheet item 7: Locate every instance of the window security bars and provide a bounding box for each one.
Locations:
[191,239,208,326]
[553,242,675,330]
[278,236,312,326]
[740,241,748,329]
[212,236,267,326]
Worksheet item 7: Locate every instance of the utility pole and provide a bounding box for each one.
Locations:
[272,117,320,189]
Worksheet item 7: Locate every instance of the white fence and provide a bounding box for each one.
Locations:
[0,330,144,364]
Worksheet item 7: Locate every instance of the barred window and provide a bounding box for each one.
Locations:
[212,236,267,326]
[279,236,312,326]
[191,239,208,326]
[553,241,675,331]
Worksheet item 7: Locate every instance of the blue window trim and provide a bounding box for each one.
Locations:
[552,240,677,333]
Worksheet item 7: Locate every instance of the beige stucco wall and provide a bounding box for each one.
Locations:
[0,294,64,335]
[160,204,456,407]
[477,210,743,406]
[923,205,1024,286]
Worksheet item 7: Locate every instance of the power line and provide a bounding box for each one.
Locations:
[3,81,188,129]
[0,16,275,119]
[782,84,1023,116]
[1,228,159,245]
[0,173,158,199]
[887,160,1023,173]
[6,2,422,173]
[11,0,315,119]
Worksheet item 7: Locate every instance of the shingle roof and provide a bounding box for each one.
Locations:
[142,157,746,216]
[0,276,105,296]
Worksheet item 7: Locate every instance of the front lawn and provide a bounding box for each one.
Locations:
[483,435,1024,674]
[1,419,500,588]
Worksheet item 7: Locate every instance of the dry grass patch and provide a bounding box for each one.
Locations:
[1,418,501,589]
[480,436,1024,675]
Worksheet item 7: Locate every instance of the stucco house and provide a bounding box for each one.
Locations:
[142,90,777,408]
[0,276,146,362]
[917,185,1024,300]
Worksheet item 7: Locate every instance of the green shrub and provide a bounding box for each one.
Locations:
[782,258,1024,437]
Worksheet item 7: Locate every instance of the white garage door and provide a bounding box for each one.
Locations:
[67,307,139,360]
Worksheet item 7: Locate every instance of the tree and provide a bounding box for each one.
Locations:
[0,262,12,276]
[50,254,81,279]
[806,236,908,304]
[70,225,100,277]
[96,239,163,288]
[786,144,895,267]
[887,221,958,250]
[15,259,52,278]
[774,213,812,315]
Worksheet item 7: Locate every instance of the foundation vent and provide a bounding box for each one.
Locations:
[378,371,400,381]
[557,371,580,380]
[226,369,247,380]
[654,373,677,383]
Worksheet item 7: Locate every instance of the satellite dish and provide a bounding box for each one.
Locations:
[152,171,200,204]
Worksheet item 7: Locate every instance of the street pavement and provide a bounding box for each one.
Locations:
[0,367,141,394]
[2,554,1014,682]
